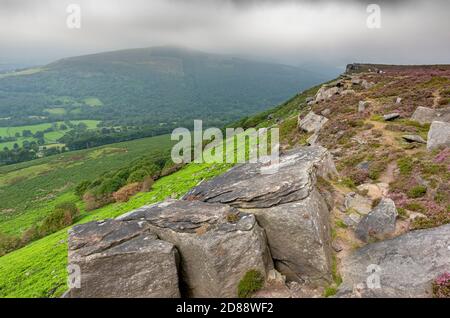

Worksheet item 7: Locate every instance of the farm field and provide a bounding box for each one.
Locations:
[0,134,174,236]
[0,120,99,149]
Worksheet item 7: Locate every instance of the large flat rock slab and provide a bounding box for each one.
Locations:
[184,146,337,209]
[118,199,273,297]
[337,224,450,298]
[67,220,180,298]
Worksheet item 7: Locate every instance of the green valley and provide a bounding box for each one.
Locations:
[0,46,326,130]
[0,134,174,236]
[1,65,450,299]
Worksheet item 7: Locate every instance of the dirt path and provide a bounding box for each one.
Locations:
[379,161,397,184]
[432,89,441,108]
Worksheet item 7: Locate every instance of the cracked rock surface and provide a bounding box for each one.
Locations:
[67,220,180,298]
[337,224,450,298]
[118,199,273,297]
[185,146,338,285]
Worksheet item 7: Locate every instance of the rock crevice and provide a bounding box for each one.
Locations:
[66,146,339,297]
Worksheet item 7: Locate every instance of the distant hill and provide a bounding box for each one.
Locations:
[0,46,326,130]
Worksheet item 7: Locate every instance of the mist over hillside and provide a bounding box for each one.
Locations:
[0,46,327,130]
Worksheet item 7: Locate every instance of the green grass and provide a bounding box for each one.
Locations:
[407,185,427,198]
[0,161,230,297]
[230,83,323,130]
[83,97,103,107]
[0,137,36,150]
[237,270,264,298]
[397,157,413,176]
[44,108,66,115]
[323,286,337,297]
[0,134,174,235]
[335,219,348,229]
[0,120,99,149]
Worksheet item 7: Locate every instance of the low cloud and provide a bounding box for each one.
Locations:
[0,0,449,67]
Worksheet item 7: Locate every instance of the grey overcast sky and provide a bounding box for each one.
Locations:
[0,0,449,68]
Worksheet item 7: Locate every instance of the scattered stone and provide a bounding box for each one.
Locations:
[330,147,342,156]
[305,97,314,103]
[402,134,426,144]
[341,89,355,96]
[184,147,338,285]
[315,86,340,102]
[343,213,362,228]
[321,108,331,116]
[358,101,368,113]
[266,269,286,286]
[395,97,402,104]
[66,220,181,298]
[337,224,450,297]
[427,121,450,150]
[411,106,450,124]
[345,192,372,215]
[408,211,427,222]
[361,80,375,89]
[352,136,367,145]
[351,77,361,85]
[118,199,272,298]
[298,111,329,134]
[411,106,435,124]
[331,240,344,252]
[356,161,370,172]
[383,113,400,121]
[356,183,388,200]
[354,198,397,242]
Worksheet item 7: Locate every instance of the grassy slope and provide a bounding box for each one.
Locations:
[0,79,324,298]
[0,134,174,235]
[0,86,322,298]
[0,162,230,297]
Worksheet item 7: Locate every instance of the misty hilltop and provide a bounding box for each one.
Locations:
[0,62,449,299]
[0,46,326,130]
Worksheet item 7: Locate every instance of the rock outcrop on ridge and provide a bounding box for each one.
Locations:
[66,200,272,298]
[117,199,273,297]
[184,146,338,285]
[65,146,339,298]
